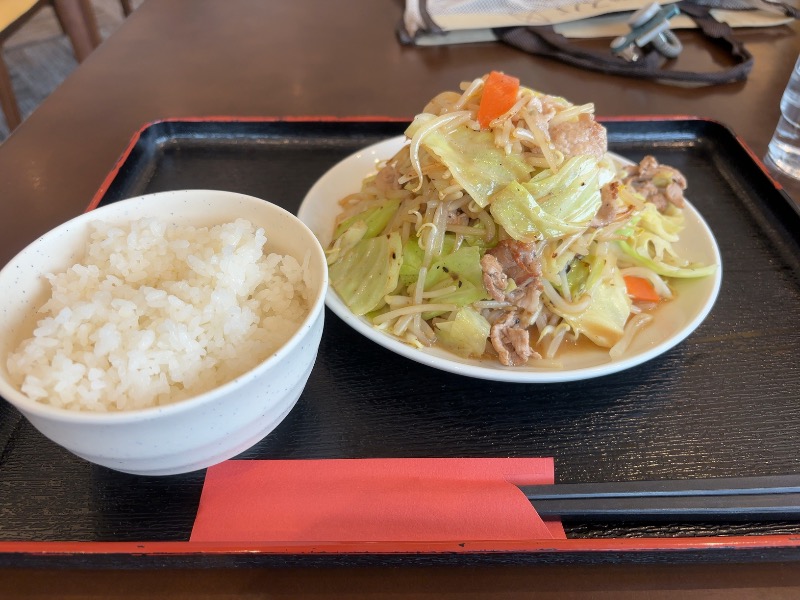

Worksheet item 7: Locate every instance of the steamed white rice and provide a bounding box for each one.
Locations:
[7,217,311,412]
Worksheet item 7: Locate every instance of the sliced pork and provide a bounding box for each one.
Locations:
[480,240,545,366]
[591,181,620,228]
[485,239,542,288]
[550,113,607,160]
[489,311,541,366]
[622,155,686,212]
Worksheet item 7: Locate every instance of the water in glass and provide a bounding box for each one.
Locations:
[767,56,800,179]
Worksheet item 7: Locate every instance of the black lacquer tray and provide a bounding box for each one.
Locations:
[1,117,800,567]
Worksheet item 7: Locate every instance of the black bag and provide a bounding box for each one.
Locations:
[398,1,799,86]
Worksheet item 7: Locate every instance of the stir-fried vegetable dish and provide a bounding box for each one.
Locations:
[325,72,716,367]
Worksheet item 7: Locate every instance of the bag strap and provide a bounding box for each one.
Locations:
[496,1,754,85]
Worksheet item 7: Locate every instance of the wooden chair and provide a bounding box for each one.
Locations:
[0,0,100,131]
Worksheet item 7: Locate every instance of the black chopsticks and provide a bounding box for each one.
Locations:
[518,474,800,522]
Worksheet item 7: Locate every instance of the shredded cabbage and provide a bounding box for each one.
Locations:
[405,115,530,208]
[326,221,367,265]
[489,156,602,242]
[333,198,401,240]
[618,205,717,278]
[329,232,403,315]
[525,156,602,224]
[435,307,491,358]
[561,269,631,347]
[618,240,717,278]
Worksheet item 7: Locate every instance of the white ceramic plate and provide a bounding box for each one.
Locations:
[297,136,722,383]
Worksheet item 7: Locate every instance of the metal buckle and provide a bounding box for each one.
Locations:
[610,3,683,62]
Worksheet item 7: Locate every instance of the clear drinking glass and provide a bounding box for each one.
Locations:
[766,55,800,179]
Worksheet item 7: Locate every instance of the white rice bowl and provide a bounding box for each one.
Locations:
[7,217,311,412]
[0,190,327,475]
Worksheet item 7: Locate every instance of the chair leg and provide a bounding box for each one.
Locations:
[0,53,22,131]
[52,0,101,62]
[52,3,69,36]
[79,0,102,47]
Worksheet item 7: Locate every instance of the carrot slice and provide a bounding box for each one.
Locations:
[476,71,520,129]
[624,275,661,303]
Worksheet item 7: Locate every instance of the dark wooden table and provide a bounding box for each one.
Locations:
[1,1,800,596]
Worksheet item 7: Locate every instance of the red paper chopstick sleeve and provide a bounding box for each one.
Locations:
[190,458,563,543]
